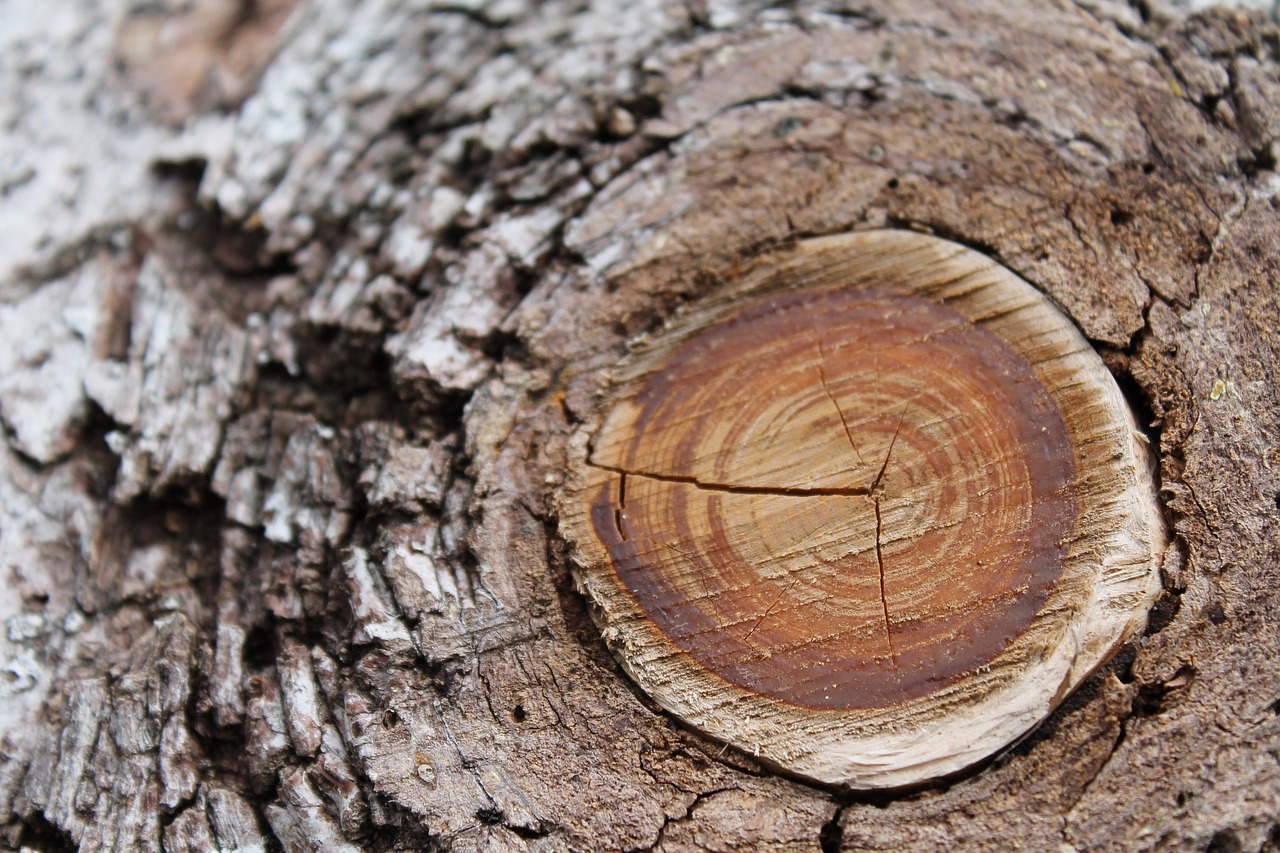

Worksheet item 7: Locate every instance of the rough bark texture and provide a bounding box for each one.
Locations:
[0,0,1278,851]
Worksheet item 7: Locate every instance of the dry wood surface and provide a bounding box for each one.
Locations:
[562,230,1165,788]
[0,0,1278,851]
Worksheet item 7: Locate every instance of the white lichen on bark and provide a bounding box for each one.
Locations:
[1,0,1278,850]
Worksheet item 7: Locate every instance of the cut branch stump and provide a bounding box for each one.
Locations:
[562,231,1165,788]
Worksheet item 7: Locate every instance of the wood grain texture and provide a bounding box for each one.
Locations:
[562,231,1165,788]
[4,0,1280,849]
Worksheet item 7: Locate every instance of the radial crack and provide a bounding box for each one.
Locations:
[872,495,895,662]
[817,366,869,470]
[742,575,802,641]
[816,339,867,469]
[871,403,909,494]
[867,406,905,661]
[615,471,628,541]
[588,462,873,497]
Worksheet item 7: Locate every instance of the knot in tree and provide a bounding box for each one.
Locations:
[561,230,1165,788]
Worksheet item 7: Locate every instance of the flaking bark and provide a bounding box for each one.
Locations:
[1,0,1278,850]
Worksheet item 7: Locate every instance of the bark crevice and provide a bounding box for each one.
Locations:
[2,0,1277,849]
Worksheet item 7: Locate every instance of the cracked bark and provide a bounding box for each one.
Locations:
[0,0,1277,850]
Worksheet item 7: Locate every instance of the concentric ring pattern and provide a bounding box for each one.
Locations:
[560,230,1163,788]
[587,287,1077,710]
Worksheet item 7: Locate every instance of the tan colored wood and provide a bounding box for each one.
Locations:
[561,230,1166,789]
[8,1,1279,848]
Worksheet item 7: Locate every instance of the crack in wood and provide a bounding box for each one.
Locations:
[816,338,867,469]
[594,424,903,660]
[594,394,912,659]
[587,462,875,497]
[814,339,899,659]
[872,496,895,662]
[870,405,907,661]
[615,471,628,541]
[742,575,803,641]
[871,403,909,495]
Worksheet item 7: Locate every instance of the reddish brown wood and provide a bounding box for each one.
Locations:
[7,1,1279,847]
[586,286,1078,711]
[561,230,1165,788]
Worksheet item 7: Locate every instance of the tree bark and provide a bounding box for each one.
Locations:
[1,0,1278,851]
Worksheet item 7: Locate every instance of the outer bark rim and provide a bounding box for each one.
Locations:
[559,229,1167,789]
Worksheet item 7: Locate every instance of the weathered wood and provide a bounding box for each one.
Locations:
[1,0,1278,850]
[561,231,1164,788]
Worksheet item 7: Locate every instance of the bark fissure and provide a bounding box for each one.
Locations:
[635,787,741,853]
[3,0,1276,849]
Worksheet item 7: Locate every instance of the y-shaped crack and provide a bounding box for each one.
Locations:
[592,389,908,663]
[815,339,904,662]
[816,342,900,660]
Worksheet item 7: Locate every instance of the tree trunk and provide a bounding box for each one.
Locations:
[1,0,1278,851]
